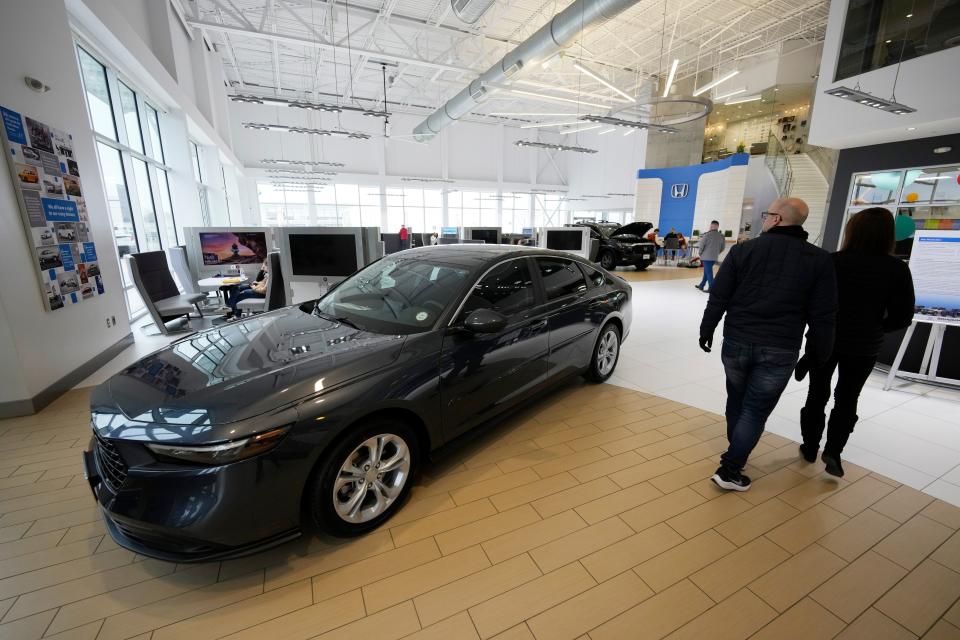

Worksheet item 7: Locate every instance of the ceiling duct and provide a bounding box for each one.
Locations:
[413,0,643,141]
[451,0,497,24]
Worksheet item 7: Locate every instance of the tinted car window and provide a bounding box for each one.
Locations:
[460,259,535,320]
[315,255,470,334]
[579,263,608,287]
[537,258,587,300]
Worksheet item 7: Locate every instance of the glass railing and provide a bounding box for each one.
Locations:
[764,132,793,197]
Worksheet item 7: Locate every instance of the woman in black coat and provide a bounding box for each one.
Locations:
[797,208,915,477]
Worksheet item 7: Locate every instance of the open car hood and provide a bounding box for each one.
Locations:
[611,222,653,238]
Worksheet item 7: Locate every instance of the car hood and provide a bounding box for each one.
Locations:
[102,305,405,426]
[610,222,653,240]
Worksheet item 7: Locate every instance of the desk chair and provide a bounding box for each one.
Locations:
[662,238,680,265]
[128,251,206,336]
[235,252,286,316]
[167,245,212,317]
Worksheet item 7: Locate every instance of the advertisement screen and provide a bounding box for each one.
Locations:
[199,231,267,266]
[289,234,359,276]
[546,229,585,252]
[471,229,499,244]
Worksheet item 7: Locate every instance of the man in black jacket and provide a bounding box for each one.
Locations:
[699,197,837,491]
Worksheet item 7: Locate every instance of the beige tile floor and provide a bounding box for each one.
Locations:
[1,380,960,640]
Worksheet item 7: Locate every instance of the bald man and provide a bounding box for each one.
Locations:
[699,197,837,491]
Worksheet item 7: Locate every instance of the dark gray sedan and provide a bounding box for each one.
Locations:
[84,245,632,561]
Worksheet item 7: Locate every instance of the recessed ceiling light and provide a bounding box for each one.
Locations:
[906,13,913,17]
[907,127,917,131]
[886,39,892,43]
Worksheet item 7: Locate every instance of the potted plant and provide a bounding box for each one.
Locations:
[736,142,746,154]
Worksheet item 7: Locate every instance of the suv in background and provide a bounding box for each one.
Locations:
[570,221,657,271]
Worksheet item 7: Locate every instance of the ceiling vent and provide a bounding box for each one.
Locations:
[451,0,497,24]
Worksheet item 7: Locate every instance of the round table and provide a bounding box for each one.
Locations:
[199,275,249,314]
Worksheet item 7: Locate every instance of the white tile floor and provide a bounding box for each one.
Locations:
[611,278,960,506]
[75,278,960,507]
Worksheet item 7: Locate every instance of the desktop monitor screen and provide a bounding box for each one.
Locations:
[521,228,534,237]
[441,227,458,238]
[199,231,268,266]
[289,234,359,277]
[470,229,499,245]
[546,229,586,252]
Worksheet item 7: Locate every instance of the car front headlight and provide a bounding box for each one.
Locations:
[145,425,291,465]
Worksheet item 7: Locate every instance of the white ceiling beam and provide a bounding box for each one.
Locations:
[186,19,476,74]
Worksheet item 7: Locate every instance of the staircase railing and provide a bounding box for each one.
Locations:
[807,145,839,182]
[764,132,793,197]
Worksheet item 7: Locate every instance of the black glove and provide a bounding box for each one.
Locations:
[699,334,713,353]
[794,354,809,381]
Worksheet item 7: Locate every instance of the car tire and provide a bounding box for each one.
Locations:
[585,323,621,383]
[307,419,419,537]
[599,251,616,271]
[634,261,650,271]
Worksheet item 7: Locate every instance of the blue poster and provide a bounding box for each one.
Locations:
[70,293,77,304]
[81,242,97,262]
[48,268,56,281]
[41,198,79,222]
[58,244,75,271]
[1,107,26,145]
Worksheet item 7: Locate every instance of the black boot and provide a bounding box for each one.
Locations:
[799,407,825,463]
[823,412,857,478]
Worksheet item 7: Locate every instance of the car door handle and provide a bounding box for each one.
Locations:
[530,319,548,329]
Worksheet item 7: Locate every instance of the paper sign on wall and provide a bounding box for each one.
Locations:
[1,105,105,311]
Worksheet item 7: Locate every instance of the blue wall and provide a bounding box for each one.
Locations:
[637,154,749,236]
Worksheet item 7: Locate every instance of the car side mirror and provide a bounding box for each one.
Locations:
[463,309,507,334]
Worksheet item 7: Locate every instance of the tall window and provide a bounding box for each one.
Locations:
[77,44,176,320]
[502,192,531,234]
[534,194,568,228]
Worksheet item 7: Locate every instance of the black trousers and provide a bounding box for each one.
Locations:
[801,351,876,457]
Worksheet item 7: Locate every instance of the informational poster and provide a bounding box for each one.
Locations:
[1,105,105,311]
[910,230,960,325]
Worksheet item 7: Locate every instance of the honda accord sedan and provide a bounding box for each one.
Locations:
[84,245,631,561]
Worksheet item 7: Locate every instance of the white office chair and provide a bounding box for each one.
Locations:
[168,245,215,315]
[236,252,286,316]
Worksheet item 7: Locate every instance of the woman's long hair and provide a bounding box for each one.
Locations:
[841,207,896,256]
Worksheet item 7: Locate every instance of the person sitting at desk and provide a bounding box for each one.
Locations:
[224,261,268,320]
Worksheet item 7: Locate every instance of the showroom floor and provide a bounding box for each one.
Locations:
[1,380,960,639]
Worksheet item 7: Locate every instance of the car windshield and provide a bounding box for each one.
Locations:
[309,255,472,334]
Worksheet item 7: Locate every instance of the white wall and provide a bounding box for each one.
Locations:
[809,0,960,148]
[565,129,648,216]
[0,0,131,404]
[691,165,748,234]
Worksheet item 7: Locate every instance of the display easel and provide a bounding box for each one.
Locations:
[884,318,960,390]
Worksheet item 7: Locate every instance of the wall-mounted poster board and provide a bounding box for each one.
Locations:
[1,105,104,311]
[910,230,960,325]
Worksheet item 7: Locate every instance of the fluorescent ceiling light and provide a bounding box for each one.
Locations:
[572,62,635,102]
[559,124,602,134]
[489,112,581,116]
[514,140,597,153]
[598,128,618,135]
[662,59,679,98]
[823,86,916,114]
[623,129,636,136]
[514,80,632,104]
[715,88,747,100]
[504,88,615,110]
[725,95,762,105]
[693,70,740,97]
[519,120,583,128]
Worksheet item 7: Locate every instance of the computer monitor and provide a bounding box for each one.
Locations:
[521,228,534,237]
[440,227,459,238]
[540,227,591,259]
[463,227,501,245]
[279,227,364,293]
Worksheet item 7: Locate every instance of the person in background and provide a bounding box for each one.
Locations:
[796,208,915,477]
[699,198,837,491]
[647,228,659,244]
[224,260,268,320]
[664,228,679,262]
[430,232,439,246]
[677,231,688,257]
[399,224,410,250]
[696,220,726,292]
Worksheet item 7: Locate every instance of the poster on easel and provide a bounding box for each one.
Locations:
[910,230,960,325]
[1,105,105,312]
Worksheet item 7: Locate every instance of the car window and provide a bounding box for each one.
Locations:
[460,259,535,321]
[537,258,587,300]
[315,256,470,334]
[579,263,611,288]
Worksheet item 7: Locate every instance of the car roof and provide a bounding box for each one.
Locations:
[394,244,592,270]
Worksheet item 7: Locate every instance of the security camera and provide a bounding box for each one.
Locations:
[24,77,50,93]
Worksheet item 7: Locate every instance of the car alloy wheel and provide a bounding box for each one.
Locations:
[586,323,621,382]
[333,433,411,524]
[599,252,616,270]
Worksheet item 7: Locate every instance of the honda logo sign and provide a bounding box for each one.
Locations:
[670,183,689,199]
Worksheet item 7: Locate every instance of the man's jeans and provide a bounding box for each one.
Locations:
[698,260,716,289]
[720,338,798,473]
